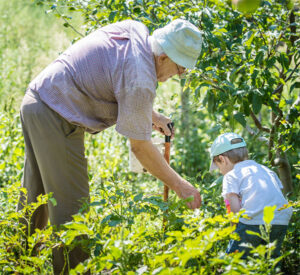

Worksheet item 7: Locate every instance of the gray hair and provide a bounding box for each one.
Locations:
[149,36,165,56]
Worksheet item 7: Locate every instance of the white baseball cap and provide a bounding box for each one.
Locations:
[152,19,202,69]
[209,133,247,171]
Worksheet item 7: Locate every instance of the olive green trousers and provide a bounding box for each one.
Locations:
[18,90,90,274]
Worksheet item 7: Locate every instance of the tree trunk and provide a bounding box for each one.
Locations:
[181,86,190,141]
[274,152,293,196]
[268,112,293,196]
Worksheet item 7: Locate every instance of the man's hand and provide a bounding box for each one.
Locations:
[130,139,201,209]
[175,180,202,209]
[152,110,174,137]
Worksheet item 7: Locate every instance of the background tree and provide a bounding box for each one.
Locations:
[36,0,299,195]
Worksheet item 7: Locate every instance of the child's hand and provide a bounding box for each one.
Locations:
[225,193,241,213]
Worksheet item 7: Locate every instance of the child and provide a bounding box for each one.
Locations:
[209,132,293,259]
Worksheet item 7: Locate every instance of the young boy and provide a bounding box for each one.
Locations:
[209,132,293,259]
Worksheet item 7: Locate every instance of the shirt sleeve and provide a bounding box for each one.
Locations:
[115,85,155,140]
[222,173,240,198]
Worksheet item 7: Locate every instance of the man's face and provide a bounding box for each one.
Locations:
[155,54,186,82]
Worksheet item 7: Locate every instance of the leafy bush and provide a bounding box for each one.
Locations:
[0,0,299,274]
[0,105,298,274]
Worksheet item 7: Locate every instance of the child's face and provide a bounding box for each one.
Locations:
[214,155,235,175]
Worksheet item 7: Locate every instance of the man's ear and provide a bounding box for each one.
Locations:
[157,53,168,65]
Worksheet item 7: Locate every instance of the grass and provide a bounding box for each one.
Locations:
[0,0,82,106]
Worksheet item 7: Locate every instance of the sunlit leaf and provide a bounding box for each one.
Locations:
[263,205,277,225]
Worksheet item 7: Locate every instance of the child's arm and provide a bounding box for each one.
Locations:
[225,193,241,213]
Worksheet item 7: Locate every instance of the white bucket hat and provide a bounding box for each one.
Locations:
[209,133,247,171]
[152,19,202,69]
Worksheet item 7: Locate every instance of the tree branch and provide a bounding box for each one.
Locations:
[285,61,300,83]
[200,74,227,93]
[272,60,300,95]
[289,9,297,47]
[54,7,84,37]
[268,112,276,163]
[252,19,268,48]
[245,125,269,143]
[249,110,271,133]
[268,111,283,164]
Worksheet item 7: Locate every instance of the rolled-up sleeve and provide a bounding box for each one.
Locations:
[115,85,155,140]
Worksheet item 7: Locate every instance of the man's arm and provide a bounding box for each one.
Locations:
[225,193,241,213]
[129,138,201,209]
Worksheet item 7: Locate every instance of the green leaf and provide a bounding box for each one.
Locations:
[254,51,264,66]
[207,124,221,133]
[234,112,246,127]
[266,56,276,68]
[243,31,255,47]
[290,82,300,93]
[180,78,186,87]
[134,193,143,202]
[252,93,262,114]
[242,99,250,116]
[207,92,216,113]
[49,197,57,206]
[64,222,90,233]
[108,11,117,22]
[245,230,261,238]
[209,176,223,188]
[279,53,290,71]
[94,243,103,256]
[263,205,277,225]
[108,219,122,227]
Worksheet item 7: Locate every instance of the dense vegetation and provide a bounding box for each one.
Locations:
[0,0,299,274]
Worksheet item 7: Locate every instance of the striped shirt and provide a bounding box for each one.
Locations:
[28,20,157,140]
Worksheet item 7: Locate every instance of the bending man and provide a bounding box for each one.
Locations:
[19,19,202,274]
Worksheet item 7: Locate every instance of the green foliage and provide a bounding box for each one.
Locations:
[0,0,78,105]
[0,0,299,274]
[0,185,54,273]
[34,0,299,193]
[0,92,298,274]
[0,147,298,274]
[0,100,24,187]
[0,102,297,273]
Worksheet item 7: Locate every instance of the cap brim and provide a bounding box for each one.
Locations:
[209,160,218,172]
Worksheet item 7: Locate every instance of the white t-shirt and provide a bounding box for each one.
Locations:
[222,160,293,225]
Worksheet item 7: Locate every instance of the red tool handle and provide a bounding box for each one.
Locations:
[163,122,174,202]
[164,142,171,202]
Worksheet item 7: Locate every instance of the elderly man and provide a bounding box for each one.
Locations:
[19,19,202,273]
